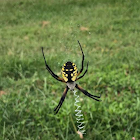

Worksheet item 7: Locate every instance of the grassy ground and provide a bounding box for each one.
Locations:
[0,0,140,139]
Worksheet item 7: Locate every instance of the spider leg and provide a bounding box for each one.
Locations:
[54,86,69,114]
[41,47,65,82]
[76,61,89,81]
[77,40,85,77]
[75,84,101,101]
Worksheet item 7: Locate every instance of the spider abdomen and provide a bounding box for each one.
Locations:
[61,61,78,82]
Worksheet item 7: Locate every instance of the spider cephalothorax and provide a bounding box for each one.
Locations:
[42,41,101,114]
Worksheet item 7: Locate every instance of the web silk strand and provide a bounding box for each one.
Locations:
[73,90,86,135]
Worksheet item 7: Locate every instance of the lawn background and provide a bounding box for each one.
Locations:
[0,0,140,139]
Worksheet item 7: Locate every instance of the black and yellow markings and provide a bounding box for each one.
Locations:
[61,62,78,82]
[71,67,78,81]
[72,63,78,81]
[61,70,68,82]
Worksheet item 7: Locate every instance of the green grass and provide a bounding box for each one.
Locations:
[0,0,140,139]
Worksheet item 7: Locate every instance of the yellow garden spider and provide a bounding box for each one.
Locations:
[42,41,101,114]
